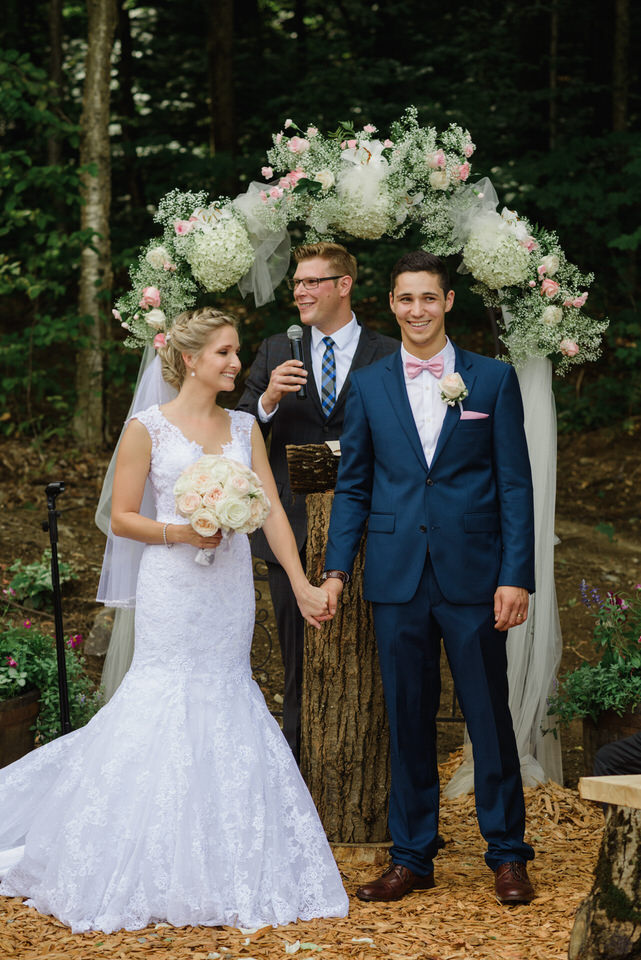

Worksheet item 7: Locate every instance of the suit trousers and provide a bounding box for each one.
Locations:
[372,554,534,875]
[267,551,306,763]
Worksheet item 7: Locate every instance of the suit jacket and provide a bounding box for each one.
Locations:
[237,322,398,563]
[324,343,535,606]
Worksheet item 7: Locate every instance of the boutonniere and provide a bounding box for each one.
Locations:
[439,372,469,407]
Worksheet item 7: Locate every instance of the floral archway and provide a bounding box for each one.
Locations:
[113,107,609,791]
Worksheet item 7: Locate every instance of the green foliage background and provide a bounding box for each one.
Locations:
[0,0,639,440]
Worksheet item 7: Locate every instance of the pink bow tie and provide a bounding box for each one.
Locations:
[404,355,444,380]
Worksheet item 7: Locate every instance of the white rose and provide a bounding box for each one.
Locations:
[144,308,167,329]
[217,498,252,530]
[231,475,251,494]
[202,485,224,506]
[176,491,202,516]
[145,245,172,270]
[542,306,562,326]
[539,254,560,276]
[189,471,217,494]
[315,169,335,191]
[440,372,467,400]
[429,169,450,191]
[190,507,220,537]
[174,473,194,497]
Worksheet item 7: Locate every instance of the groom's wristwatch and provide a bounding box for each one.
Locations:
[321,570,350,584]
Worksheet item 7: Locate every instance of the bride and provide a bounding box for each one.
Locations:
[0,307,349,933]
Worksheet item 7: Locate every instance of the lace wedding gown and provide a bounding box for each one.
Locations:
[0,406,348,933]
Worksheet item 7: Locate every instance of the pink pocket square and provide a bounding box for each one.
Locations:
[460,410,489,420]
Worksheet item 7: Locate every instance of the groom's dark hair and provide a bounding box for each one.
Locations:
[390,251,450,295]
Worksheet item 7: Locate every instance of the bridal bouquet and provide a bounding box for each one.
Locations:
[173,455,271,565]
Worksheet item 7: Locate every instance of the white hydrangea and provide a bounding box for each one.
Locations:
[463,212,531,289]
[178,214,255,292]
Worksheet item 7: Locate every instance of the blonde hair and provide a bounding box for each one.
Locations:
[293,242,357,283]
[158,308,239,389]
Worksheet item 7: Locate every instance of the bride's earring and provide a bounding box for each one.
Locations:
[190,371,196,377]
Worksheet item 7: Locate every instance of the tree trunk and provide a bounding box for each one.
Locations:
[73,0,117,447]
[301,491,390,843]
[205,0,234,156]
[569,804,641,959]
[612,0,629,132]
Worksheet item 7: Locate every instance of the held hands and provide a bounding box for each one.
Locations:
[166,523,224,551]
[320,578,343,618]
[494,586,529,631]
[261,359,308,414]
[294,579,334,630]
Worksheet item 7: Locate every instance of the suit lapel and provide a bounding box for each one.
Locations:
[429,342,477,471]
[382,351,429,471]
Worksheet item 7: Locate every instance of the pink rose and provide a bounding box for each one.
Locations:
[363,124,377,133]
[174,220,194,236]
[528,280,536,287]
[537,264,547,277]
[306,126,318,137]
[427,150,446,169]
[177,491,203,516]
[383,139,393,148]
[261,166,273,179]
[202,486,224,506]
[153,333,166,350]
[540,278,560,298]
[288,136,310,154]
[560,339,579,357]
[284,118,293,129]
[563,299,573,307]
[112,308,122,321]
[457,162,471,181]
[464,142,476,158]
[288,168,305,186]
[259,190,268,202]
[522,237,538,252]
[347,139,358,150]
[269,186,283,199]
[573,293,588,308]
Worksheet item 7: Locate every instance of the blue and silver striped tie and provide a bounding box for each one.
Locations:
[320,336,336,417]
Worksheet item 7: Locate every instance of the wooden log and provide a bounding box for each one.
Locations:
[569,782,641,959]
[286,443,339,494]
[300,490,390,843]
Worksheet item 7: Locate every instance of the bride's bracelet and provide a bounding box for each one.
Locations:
[162,522,173,549]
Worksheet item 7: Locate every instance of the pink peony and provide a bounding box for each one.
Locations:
[153,333,166,350]
[261,166,273,179]
[573,293,588,308]
[288,136,310,154]
[363,124,377,133]
[174,220,194,236]
[540,278,560,298]
[560,339,579,357]
[464,142,476,158]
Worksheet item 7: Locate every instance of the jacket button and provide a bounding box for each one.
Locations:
[322,425,329,433]
[419,525,427,533]
[426,478,434,486]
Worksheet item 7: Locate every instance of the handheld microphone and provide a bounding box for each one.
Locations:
[286,324,307,399]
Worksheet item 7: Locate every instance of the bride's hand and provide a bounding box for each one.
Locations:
[167,524,223,550]
[294,580,331,629]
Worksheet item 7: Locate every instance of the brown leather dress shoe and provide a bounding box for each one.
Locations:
[494,861,535,904]
[356,863,435,902]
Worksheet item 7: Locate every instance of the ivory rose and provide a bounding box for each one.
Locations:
[429,169,450,191]
[139,286,161,309]
[560,339,579,357]
[202,486,224,506]
[538,254,560,276]
[315,169,335,191]
[176,492,203,516]
[190,508,220,537]
[440,372,468,404]
[231,475,251,494]
[540,278,560,298]
[217,498,252,529]
[144,308,167,329]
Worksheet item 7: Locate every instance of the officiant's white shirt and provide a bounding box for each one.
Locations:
[258,314,361,421]
[402,338,455,468]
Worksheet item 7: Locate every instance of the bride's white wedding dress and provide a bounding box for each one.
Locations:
[0,406,348,933]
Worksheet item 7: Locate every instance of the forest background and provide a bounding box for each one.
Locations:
[0,0,639,447]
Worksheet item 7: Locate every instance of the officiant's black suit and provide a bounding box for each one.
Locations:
[237,322,398,759]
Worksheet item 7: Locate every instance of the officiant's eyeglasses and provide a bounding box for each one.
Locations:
[288,275,344,291]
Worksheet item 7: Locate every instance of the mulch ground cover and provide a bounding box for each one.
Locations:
[0,753,603,960]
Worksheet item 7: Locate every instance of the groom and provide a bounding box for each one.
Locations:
[321,251,536,904]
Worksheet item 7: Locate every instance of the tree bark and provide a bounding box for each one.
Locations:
[205,0,234,156]
[612,0,629,132]
[569,805,641,959]
[301,491,390,843]
[73,0,117,446]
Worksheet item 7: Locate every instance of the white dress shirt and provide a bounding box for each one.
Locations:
[401,338,455,467]
[258,313,362,421]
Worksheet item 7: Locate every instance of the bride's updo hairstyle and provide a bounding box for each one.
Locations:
[158,307,239,389]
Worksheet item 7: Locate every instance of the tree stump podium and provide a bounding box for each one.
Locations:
[569,775,641,959]
[287,443,391,847]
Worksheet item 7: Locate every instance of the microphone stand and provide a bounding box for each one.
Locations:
[42,481,72,735]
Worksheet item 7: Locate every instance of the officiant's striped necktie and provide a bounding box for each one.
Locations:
[321,336,337,417]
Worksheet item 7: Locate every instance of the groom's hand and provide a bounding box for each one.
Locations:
[320,578,343,617]
[494,586,529,631]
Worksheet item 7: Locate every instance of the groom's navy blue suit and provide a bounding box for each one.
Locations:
[325,342,535,876]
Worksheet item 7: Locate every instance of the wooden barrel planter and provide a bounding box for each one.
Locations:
[0,688,39,769]
[583,703,641,776]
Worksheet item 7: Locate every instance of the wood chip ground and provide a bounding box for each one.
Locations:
[0,752,603,959]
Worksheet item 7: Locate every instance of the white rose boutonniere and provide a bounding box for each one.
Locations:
[439,372,468,407]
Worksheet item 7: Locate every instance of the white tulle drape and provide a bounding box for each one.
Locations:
[95,348,176,700]
[444,355,563,796]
